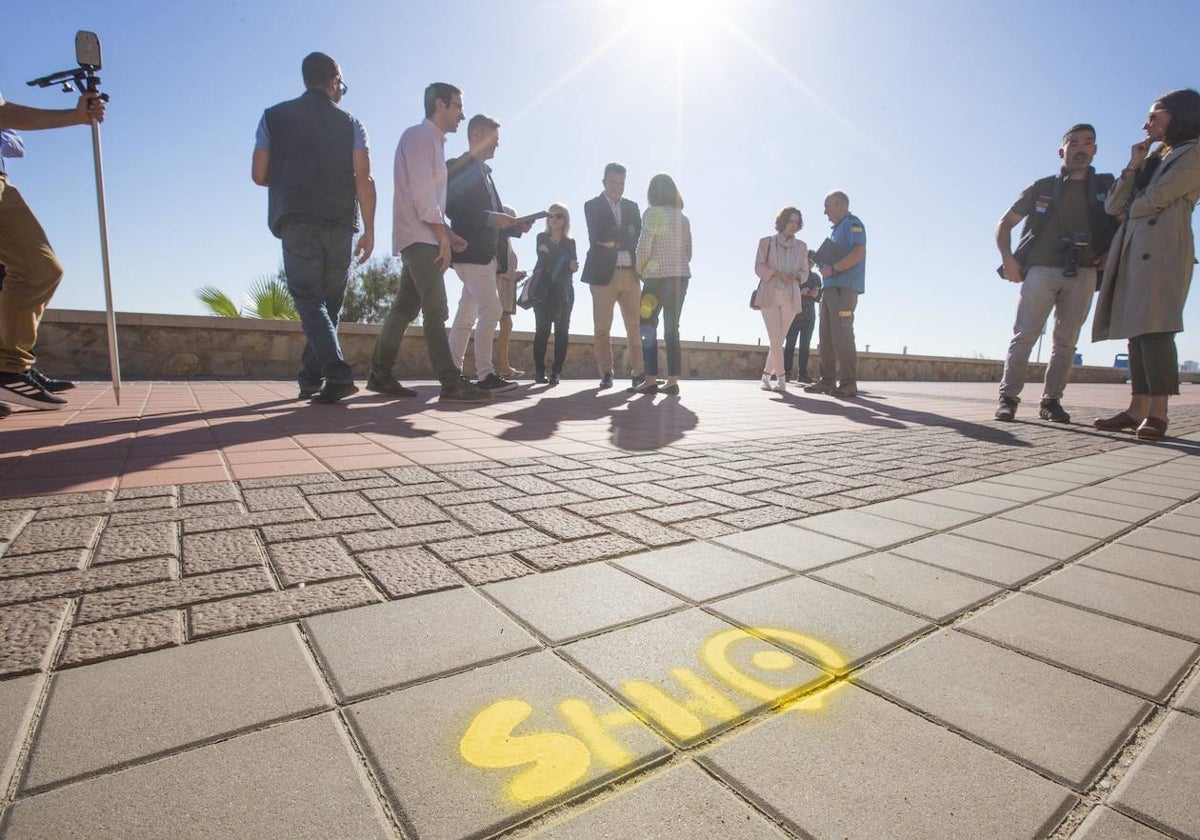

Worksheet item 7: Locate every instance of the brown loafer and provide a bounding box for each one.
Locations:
[1135,417,1168,441]
[1093,411,1141,432]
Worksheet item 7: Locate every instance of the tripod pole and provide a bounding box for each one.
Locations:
[89,117,121,405]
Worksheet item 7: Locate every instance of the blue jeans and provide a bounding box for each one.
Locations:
[640,277,688,377]
[279,219,354,388]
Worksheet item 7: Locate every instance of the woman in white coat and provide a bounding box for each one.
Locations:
[754,207,809,393]
[1093,88,1200,441]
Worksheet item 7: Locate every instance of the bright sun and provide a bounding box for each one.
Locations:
[638,0,730,38]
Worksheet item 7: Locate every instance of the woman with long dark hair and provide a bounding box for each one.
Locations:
[1093,88,1200,440]
[530,203,578,384]
[633,174,691,395]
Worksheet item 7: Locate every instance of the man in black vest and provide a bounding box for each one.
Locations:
[994,123,1118,423]
[252,52,376,404]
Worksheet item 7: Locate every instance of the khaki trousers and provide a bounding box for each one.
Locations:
[0,176,65,374]
[818,286,858,388]
[590,267,641,375]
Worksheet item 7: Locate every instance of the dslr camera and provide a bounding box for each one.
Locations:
[1060,231,1090,277]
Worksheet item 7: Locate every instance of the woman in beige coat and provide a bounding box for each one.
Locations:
[1093,88,1200,440]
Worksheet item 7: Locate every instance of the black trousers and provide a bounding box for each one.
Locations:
[533,305,571,375]
[784,311,815,378]
[1128,332,1179,396]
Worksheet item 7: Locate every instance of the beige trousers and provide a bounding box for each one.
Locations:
[590,267,642,375]
[0,176,65,373]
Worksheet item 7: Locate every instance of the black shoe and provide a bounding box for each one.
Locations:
[477,373,519,393]
[298,384,321,400]
[548,374,560,386]
[803,381,832,395]
[633,380,659,395]
[831,386,859,399]
[366,373,416,397]
[626,373,646,394]
[440,377,490,403]
[0,402,9,418]
[0,370,68,410]
[28,367,76,392]
[598,372,614,390]
[994,396,1018,421]
[310,381,359,404]
[659,383,679,395]
[1038,399,1071,423]
[534,373,549,384]
[797,375,814,384]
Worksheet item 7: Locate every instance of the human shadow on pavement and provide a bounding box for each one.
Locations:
[494,387,698,451]
[610,393,699,451]
[495,388,634,443]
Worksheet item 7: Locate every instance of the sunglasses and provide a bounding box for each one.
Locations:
[548,213,565,220]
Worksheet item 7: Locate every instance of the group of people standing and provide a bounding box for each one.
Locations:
[993,88,1200,441]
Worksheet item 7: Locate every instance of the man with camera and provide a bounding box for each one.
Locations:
[994,123,1120,423]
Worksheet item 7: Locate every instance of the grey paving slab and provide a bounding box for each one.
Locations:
[699,683,1075,840]
[1072,806,1172,839]
[1095,477,1197,501]
[1119,526,1200,561]
[1175,667,1200,716]
[890,532,1064,587]
[990,472,1088,493]
[2,713,394,840]
[1029,565,1200,642]
[482,562,685,644]
[709,577,931,675]
[0,600,69,676]
[956,479,1055,502]
[999,505,1132,540]
[791,509,932,549]
[1082,543,1200,595]
[528,762,788,839]
[1124,469,1200,491]
[905,487,1019,515]
[560,608,828,746]
[811,552,1002,623]
[303,587,539,702]
[0,675,39,793]
[1037,492,1161,524]
[21,623,332,793]
[950,518,1099,559]
[713,524,869,572]
[1071,485,1180,511]
[1149,512,1200,536]
[345,650,669,840]
[1110,711,1200,839]
[611,542,791,603]
[858,629,1151,790]
[857,497,982,529]
[959,593,1198,701]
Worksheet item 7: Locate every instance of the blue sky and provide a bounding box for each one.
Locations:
[6,0,1200,366]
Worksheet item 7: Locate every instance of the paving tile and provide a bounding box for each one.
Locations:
[699,683,1074,840]
[612,542,791,602]
[345,650,670,840]
[596,512,691,547]
[518,508,609,539]
[0,673,39,793]
[0,559,172,608]
[954,480,1053,503]
[1038,492,1160,524]
[180,528,266,575]
[450,554,533,584]
[355,545,463,597]
[989,472,1085,493]
[1081,543,1200,595]
[890,532,1063,587]
[178,481,240,505]
[180,507,315,534]
[716,505,808,529]
[76,566,274,624]
[1110,712,1200,838]
[447,502,522,533]
[4,515,103,556]
[1071,486,1179,512]
[266,537,358,587]
[858,629,1150,790]
[304,588,539,702]
[561,608,828,746]
[517,534,643,570]
[0,548,86,579]
[1174,668,1200,716]
[709,577,931,675]
[241,486,307,511]
[342,521,472,552]
[960,594,1198,701]
[92,521,179,565]
[429,528,557,562]
[812,552,1001,623]
[950,518,1098,559]
[860,497,981,529]
[528,762,787,839]
[1029,565,1200,642]
[1118,527,1200,561]
[714,524,869,572]
[998,505,1132,540]
[187,577,382,639]
[107,502,244,527]
[0,509,33,542]
[260,513,392,542]
[3,713,393,840]
[671,518,741,539]
[492,491,590,513]
[1150,512,1200,536]
[484,563,686,644]
[791,509,931,549]
[21,624,332,793]
[1071,806,1172,840]
[373,495,451,527]
[305,491,376,518]
[1094,478,1196,501]
[59,610,183,667]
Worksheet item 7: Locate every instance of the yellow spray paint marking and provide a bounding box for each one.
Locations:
[701,627,845,703]
[621,667,741,741]
[558,699,639,769]
[783,679,850,712]
[459,699,590,804]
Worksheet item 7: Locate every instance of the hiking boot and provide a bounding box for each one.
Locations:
[0,370,68,410]
[1038,399,1071,423]
[477,373,519,393]
[310,381,359,404]
[994,396,1018,421]
[28,367,76,392]
[366,373,416,397]
[440,376,490,403]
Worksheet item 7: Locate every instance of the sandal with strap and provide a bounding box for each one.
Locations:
[1093,411,1141,432]
[1135,417,1168,441]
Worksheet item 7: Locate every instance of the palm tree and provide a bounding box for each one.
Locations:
[196,285,241,317]
[194,273,298,320]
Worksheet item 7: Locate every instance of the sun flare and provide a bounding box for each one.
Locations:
[638,0,730,38]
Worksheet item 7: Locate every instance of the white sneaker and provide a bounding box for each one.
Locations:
[760,375,773,391]
[774,379,788,393]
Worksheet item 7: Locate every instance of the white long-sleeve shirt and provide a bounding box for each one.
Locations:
[392,119,448,254]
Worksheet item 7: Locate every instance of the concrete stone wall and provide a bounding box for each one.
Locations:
[38,309,1127,384]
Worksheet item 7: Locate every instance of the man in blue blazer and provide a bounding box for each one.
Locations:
[581,163,642,390]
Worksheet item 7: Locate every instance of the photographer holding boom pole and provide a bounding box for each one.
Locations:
[0,88,105,417]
